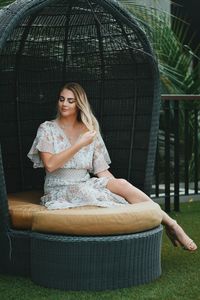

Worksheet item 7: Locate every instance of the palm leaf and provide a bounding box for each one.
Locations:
[0,0,15,9]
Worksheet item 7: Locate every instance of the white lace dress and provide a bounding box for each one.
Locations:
[27,120,128,209]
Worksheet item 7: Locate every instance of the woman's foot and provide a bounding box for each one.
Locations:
[165,221,197,252]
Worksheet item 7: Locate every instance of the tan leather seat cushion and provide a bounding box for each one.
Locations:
[9,191,162,235]
[8,190,45,229]
[32,202,162,235]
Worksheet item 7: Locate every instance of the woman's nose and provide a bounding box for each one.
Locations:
[63,100,69,105]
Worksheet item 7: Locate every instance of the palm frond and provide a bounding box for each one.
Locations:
[119,0,200,94]
[0,0,15,9]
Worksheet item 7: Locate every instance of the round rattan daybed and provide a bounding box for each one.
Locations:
[0,0,161,291]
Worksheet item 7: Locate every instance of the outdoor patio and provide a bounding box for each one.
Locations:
[0,0,200,299]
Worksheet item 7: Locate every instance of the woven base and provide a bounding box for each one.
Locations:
[0,230,31,277]
[31,226,163,291]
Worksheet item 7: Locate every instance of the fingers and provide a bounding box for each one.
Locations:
[88,130,96,134]
[86,130,96,142]
[83,130,96,137]
[78,130,96,147]
[90,130,96,136]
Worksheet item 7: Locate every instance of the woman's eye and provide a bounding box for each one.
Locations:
[59,97,76,103]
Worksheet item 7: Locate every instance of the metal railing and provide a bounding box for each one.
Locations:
[152,94,200,211]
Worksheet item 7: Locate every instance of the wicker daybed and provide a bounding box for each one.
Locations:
[0,0,162,291]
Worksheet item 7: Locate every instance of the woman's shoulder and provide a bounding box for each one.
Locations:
[38,120,55,130]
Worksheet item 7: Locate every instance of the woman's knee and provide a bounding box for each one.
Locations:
[106,178,129,197]
[111,178,129,189]
[117,178,129,187]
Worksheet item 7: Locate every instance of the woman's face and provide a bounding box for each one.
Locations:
[58,88,78,118]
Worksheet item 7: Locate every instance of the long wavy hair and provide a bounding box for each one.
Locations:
[57,82,99,132]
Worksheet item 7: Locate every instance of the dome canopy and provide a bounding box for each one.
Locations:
[0,0,160,194]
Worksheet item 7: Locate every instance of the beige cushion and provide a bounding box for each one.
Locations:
[8,191,162,235]
[32,202,162,236]
[8,190,45,229]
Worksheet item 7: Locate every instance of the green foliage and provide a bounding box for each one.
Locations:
[119,1,200,182]
[0,0,15,9]
[119,0,200,94]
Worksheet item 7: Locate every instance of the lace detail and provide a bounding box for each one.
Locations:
[28,120,128,209]
[45,168,90,183]
[41,173,127,210]
[92,133,111,174]
[27,122,55,168]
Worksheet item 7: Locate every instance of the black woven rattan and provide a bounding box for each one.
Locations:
[0,0,161,290]
[31,226,163,291]
[0,0,160,194]
[0,147,31,276]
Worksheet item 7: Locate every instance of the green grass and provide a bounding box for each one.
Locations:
[0,201,200,300]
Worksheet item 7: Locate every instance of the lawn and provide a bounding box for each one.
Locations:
[0,201,199,300]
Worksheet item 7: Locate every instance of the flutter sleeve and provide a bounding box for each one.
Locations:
[27,122,54,168]
[92,132,111,175]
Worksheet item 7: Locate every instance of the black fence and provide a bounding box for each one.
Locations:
[152,95,200,212]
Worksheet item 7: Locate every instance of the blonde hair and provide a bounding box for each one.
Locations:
[57,82,99,132]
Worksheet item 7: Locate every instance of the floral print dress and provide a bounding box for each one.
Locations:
[27,120,128,209]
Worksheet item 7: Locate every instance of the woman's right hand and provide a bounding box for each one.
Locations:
[76,130,96,148]
[40,130,97,173]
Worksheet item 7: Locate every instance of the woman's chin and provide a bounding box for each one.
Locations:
[60,111,71,117]
[58,109,78,118]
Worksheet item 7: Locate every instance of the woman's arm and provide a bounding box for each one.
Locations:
[40,130,96,173]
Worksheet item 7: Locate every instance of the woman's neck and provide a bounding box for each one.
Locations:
[58,116,80,128]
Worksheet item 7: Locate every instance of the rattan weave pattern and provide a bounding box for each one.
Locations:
[0,229,31,276]
[0,146,9,232]
[0,0,160,194]
[31,226,163,290]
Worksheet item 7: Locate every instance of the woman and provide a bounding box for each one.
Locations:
[28,82,197,252]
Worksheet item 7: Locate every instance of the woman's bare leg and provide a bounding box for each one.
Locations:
[106,178,174,225]
[106,178,197,251]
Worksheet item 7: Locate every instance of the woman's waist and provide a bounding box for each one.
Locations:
[45,168,90,183]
